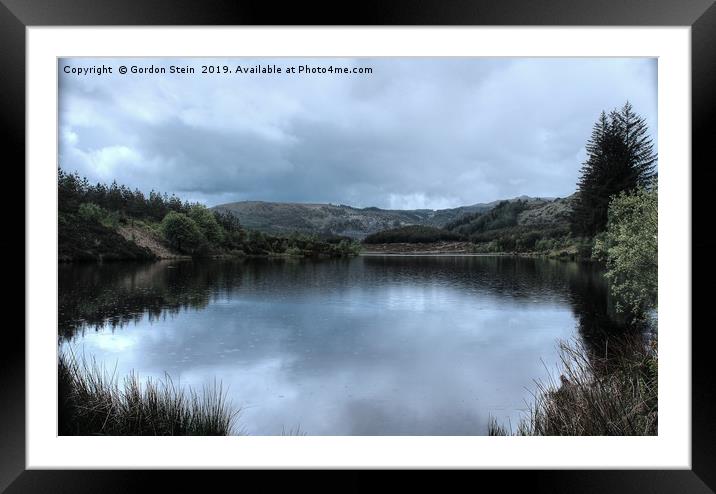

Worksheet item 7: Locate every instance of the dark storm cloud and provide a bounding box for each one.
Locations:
[58,57,657,209]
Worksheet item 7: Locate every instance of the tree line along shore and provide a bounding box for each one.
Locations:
[58,168,361,262]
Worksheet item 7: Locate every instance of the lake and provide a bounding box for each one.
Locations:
[59,255,620,435]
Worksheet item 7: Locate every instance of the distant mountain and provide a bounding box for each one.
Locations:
[212,195,568,240]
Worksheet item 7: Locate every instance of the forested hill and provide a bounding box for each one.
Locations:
[57,169,361,262]
[359,195,576,253]
[212,196,553,240]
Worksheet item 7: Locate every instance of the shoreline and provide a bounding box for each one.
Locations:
[360,251,514,257]
[59,250,590,262]
[58,252,359,263]
[359,241,590,261]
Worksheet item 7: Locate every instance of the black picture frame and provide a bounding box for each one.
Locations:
[6,0,714,491]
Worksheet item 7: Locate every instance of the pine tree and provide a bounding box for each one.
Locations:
[571,102,657,236]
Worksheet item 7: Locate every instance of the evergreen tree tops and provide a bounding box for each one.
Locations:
[571,102,657,237]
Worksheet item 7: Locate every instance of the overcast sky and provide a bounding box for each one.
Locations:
[58,57,657,210]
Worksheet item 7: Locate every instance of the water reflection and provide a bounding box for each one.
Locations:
[59,256,623,435]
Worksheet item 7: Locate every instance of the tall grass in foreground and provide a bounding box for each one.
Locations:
[59,352,240,435]
[490,335,657,436]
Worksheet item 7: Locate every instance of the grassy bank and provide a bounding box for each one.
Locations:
[59,352,239,435]
[359,222,595,260]
[359,240,594,261]
[490,335,657,436]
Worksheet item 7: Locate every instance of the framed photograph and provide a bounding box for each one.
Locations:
[8,0,714,491]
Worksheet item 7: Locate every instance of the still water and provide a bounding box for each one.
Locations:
[59,256,617,435]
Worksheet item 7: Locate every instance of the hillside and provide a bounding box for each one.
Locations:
[517,195,574,228]
[212,202,430,239]
[212,196,555,240]
[446,195,573,234]
[442,194,577,253]
[355,195,576,254]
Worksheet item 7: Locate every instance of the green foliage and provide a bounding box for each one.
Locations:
[574,237,595,260]
[445,200,529,236]
[78,202,119,229]
[593,184,657,320]
[571,102,657,236]
[284,246,303,256]
[441,199,578,255]
[59,168,194,221]
[261,233,361,257]
[188,205,225,244]
[464,232,592,260]
[335,239,362,256]
[363,225,466,244]
[535,238,555,251]
[77,202,105,223]
[469,226,569,252]
[160,211,207,255]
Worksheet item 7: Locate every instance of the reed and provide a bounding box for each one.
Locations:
[490,335,657,436]
[59,351,240,436]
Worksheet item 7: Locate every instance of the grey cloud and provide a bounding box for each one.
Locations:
[58,57,657,209]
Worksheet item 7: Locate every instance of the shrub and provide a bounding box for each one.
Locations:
[285,246,303,257]
[593,184,657,320]
[160,211,206,254]
[78,202,119,229]
[535,238,555,251]
[188,205,225,245]
[335,239,362,256]
[574,237,594,260]
[78,202,105,223]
